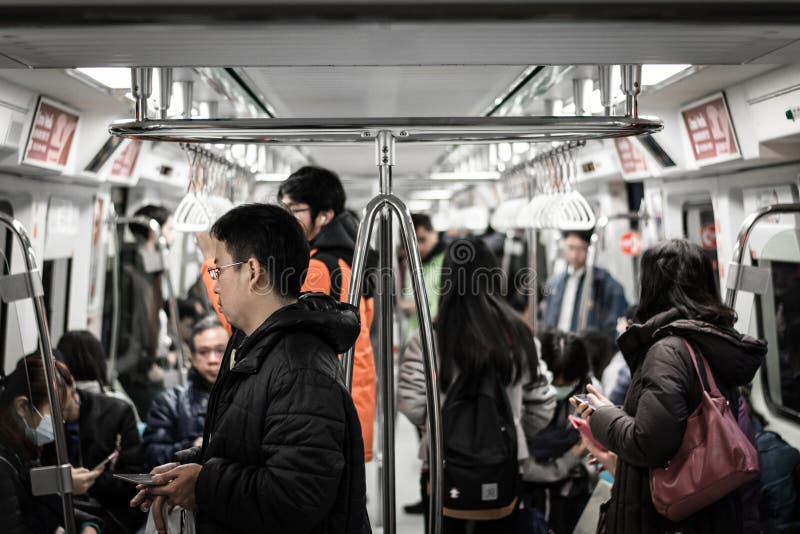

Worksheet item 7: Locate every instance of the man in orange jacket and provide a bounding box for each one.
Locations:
[279,166,377,462]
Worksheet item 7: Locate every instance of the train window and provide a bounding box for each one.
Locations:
[0,200,12,368]
[41,257,72,344]
[683,202,720,293]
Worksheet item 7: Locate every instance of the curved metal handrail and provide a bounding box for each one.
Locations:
[0,213,76,534]
[110,115,662,145]
[724,203,800,308]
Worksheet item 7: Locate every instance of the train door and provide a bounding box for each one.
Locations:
[746,195,800,446]
[683,200,721,293]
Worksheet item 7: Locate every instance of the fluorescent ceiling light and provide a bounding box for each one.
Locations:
[430,171,500,181]
[255,172,288,182]
[75,68,131,89]
[411,189,453,200]
[641,65,691,86]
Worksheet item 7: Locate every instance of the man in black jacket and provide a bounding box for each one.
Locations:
[133,203,370,534]
[142,315,228,470]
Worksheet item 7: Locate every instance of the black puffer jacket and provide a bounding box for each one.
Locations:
[143,367,212,470]
[590,309,767,534]
[176,293,370,534]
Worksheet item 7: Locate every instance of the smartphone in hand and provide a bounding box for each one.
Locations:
[572,394,597,410]
[113,474,164,486]
[92,450,120,472]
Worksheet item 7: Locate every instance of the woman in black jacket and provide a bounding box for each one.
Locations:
[575,239,767,534]
[0,355,103,534]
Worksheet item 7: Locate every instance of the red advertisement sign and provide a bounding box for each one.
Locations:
[23,97,80,171]
[681,93,741,166]
[701,223,717,250]
[111,140,142,178]
[620,231,643,256]
[614,137,649,179]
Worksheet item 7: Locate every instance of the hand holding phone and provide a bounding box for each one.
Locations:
[568,415,608,452]
[113,474,165,486]
[572,394,597,410]
[92,450,119,472]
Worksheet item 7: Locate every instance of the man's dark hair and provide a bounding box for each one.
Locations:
[636,239,736,327]
[277,166,346,219]
[561,230,594,244]
[189,315,225,353]
[411,213,434,232]
[56,330,109,388]
[129,204,171,242]
[210,203,309,298]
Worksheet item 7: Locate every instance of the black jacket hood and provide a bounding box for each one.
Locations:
[618,308,767,387]
[235,293,361,368]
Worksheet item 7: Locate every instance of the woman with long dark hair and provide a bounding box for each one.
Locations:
[398,237,556,533]
[0,355,104,533]
[574,239,767,533]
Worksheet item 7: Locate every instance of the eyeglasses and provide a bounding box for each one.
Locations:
[280,202,311,216]
[207,261,245,280]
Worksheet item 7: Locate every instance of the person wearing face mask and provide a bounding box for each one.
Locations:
[0,354,104,534]
[42,358,145,534]
[523,330,603,534]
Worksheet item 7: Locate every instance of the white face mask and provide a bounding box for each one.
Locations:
[554,383,578,401]
[23,405,55,446]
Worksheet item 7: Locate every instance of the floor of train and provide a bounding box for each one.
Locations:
[366,411,425,533]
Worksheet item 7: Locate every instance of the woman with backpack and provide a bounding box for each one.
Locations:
[523,330,600,534]
[398,237,556,534]
[573,239,767,534]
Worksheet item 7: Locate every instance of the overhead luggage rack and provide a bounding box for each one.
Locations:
[110,115,662,144]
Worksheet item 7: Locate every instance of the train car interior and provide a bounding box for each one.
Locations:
[0,2,799,533]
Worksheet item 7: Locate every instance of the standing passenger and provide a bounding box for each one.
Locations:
[542,230,628,339]
[142,315,228,470]
[278,166,377,462]
[574,239,767,534]
[399,237,556,533]
[398,213,447,341]
[133,204,369,534]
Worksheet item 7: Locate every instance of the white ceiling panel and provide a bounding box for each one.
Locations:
[0,23,798,68]
[244,66,524,118]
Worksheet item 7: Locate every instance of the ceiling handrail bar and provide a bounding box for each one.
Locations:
[110,115,662,145]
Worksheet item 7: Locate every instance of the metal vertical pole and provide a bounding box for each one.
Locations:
[598,65,613,116]
[130,68,153,122]
[107,207,121,386]
[0,215,76,534]
[621,65,642,118]
[525,177,539,333]
[376,130,396,534]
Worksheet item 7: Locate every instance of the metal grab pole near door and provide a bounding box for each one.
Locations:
[724,203,800,308]
[342,131,444,534]
[106,214,187,385]
[0,214,76,534]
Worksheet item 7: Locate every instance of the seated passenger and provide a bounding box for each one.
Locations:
[132,203,369,534]
[143,315,228,470]
[46,358,146,533]
[57,329,139,422]
[573,239,767,534]
[525,330,598,534]
[398,237,556,533]
[0,354,104,534]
